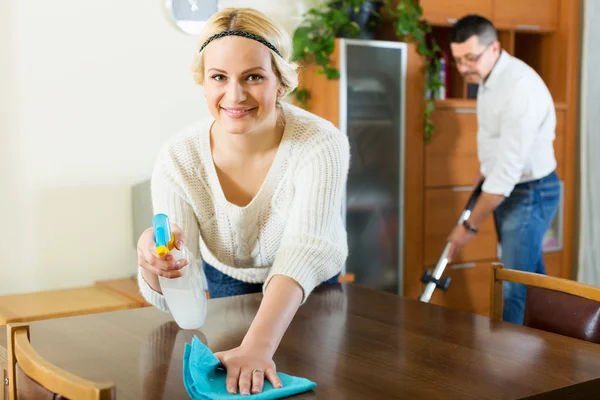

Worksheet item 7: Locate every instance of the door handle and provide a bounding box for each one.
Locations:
[516,24,541,31]
[451,262,477,270]
[452,186,475,192]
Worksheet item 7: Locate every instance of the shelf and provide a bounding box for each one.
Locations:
[434,99,476,109]
[554,102,568,111]
[434,99,568,111]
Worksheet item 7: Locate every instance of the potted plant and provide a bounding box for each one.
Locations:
[292,0,443,143]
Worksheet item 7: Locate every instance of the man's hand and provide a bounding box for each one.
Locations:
[447,223,477,262]
[473,171,485,187]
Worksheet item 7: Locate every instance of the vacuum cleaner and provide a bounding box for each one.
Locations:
[419,181,484,303]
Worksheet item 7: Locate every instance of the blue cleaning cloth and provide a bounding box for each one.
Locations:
[183,336,317,399]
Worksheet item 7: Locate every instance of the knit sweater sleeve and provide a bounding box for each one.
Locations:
[263,129,350,303]
[137,149,204,312]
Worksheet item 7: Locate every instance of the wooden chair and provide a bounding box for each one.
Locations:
[7,324,115,400]
[490,262,600,343]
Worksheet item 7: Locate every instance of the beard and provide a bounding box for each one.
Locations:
[462,71,480,82]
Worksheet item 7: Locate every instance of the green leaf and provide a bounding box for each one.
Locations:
[315,52,330,66]
[425,100,436,115]
[323,36,335,53]
[324,66,340,79]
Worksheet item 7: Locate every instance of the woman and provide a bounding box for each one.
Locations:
[136,7,350,396]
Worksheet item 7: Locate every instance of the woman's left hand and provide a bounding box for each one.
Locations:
[214,343,283,395]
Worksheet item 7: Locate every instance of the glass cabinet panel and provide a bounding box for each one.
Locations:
[340,40,406,295]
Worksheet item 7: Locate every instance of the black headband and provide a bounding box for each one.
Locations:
[199,30,282,58]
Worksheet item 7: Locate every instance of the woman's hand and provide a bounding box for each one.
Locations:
[213,275,301,394]
[215,343,282,395]
[137,223,188,279]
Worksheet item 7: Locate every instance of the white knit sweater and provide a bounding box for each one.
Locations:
[138,101,350,311]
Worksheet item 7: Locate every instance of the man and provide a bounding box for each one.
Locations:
[446,15,561,325]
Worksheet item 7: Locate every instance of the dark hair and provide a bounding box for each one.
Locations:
[450,14,498,45]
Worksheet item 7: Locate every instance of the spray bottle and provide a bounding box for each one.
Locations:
[153,213,207,329]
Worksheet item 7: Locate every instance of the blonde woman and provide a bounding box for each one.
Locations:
[136,7,350,396]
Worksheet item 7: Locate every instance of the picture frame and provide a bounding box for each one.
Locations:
[542,180,564,252]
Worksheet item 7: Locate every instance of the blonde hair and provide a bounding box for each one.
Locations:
[191,8,298,98]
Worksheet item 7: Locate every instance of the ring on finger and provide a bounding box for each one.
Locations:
[252,368,263,375]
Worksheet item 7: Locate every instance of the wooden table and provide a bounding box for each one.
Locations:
[2,284,600,399]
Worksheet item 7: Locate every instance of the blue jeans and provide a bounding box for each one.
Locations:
[202,261,341,299]
[493,171,561,325]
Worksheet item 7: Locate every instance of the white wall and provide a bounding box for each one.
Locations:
[0,0,322,294]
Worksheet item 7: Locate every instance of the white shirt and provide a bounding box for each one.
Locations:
[137,101,350,310]
[477,50,557,197]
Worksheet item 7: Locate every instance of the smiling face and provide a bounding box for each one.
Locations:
[450,35,501,84]
[202,36,281,135]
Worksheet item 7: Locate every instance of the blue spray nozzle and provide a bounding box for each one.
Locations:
[153,213,174,257]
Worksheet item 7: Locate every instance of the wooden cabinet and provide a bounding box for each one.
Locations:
[543,251,562,278]
[424,188,497,265]
[420,0,493,26]
[425,107,478,187]
[296,39,427,296]
[298,0,580,313]
[493,0,559,32]
[429,261,492,316]
[420,0,558,32]
[415,0,578,318]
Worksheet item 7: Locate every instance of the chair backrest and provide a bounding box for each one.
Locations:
[490,262,600,343]
[7,324,115,400]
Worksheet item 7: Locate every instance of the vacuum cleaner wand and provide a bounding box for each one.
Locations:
[419,181,484,303]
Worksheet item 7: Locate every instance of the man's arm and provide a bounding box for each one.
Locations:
[465,191,505,229]
[447,190,505,261]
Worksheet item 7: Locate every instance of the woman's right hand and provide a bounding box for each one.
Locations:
[137,223,188,279]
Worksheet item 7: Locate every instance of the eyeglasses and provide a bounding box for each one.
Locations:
[452,44,491,67]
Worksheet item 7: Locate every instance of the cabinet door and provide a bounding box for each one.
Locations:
[425,107,479,188]
[543,252,562,278]
[494,0,559,32]
[420,0,493,26]
[426,106,564,188]
[428,261,491,316]
[424,188,498,266]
